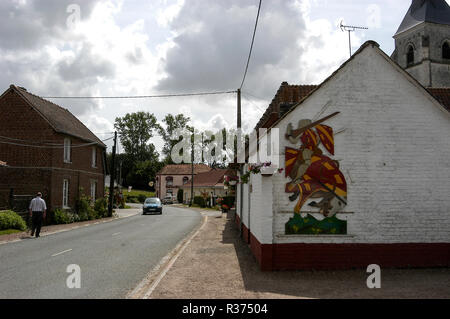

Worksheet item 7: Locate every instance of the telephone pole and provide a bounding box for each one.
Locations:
[190,128,194,207]
[237,89,244,238]
[108,131,117,217]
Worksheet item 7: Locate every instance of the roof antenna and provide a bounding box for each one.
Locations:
[340,20,368,57]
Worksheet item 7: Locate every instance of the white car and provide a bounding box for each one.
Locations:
[162,195,174,205]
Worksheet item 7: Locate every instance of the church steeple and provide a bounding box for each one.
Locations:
[395,0,450,36]
[392,0,450,88]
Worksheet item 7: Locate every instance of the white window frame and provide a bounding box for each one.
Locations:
[63,179,69,208]
[91,147,97,168]
[90,180,97,202]
[64,138,71,163]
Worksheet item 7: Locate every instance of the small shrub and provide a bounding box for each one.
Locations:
[193,196,206,208]
[94,198,108,218]
[52,209,72,225]
[126,196,139,204]
[138,194,147,203]
[87,207,98,220]
[0,210,27,231]
[78,211,89,222]
[76,192,97,220]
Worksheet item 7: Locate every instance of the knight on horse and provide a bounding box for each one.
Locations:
[285,112,347,217]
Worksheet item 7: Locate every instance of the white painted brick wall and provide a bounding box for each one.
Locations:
[247,44,450,245]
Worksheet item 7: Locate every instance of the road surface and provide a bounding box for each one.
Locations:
[0,205,201,299]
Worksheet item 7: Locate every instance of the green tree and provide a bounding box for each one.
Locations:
[114,112,160,161]
[126,160,164,190]
[158,114,192,162]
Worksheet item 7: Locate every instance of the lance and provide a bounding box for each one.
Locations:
[286,111,340,139]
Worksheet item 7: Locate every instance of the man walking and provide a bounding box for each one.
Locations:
[29,192,47,238]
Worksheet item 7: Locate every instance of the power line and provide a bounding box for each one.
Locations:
[0,136,113,148]
[41,90,237,99]
[242,90,265,101]
[239,0,262,90]
[241,93,266,113]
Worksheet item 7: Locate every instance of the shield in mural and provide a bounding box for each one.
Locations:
[284,112,348,235]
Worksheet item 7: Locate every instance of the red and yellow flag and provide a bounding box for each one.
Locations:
[285,147,300,178]
[315,124,334,155]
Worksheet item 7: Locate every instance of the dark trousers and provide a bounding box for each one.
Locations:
[31,211,43,237]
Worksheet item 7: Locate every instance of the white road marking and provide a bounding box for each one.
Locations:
[51,249,72,257]
[112,232,121,236]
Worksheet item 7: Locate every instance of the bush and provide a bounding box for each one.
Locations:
[126,196,139,203]
[76,193,96,220]
[138,194,147,203]
[52,209,72,225]
[222,196,235,208]
[94,198,108,218]
[0,210,27,231]
[193,196,206,208]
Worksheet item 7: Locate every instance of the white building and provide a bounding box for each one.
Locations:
[236,40,450,270]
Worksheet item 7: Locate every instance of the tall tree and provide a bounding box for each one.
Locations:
[158,113,192,162]
[114,112,160,161]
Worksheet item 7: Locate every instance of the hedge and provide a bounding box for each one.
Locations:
[193,196,206,208]
[0,210,27,231]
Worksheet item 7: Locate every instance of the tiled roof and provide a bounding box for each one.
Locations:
[157,164,211,175]
[427,88,450,111]
[182,168,234,187]
[255,82,317,130]
[5,85,105,146]
[261,41,450,132]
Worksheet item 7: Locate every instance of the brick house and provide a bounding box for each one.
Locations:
[236,41,450,270]
[155,164,211,200]
[0,85,106,211]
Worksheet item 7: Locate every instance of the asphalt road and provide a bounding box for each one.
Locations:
[0,205,201,299]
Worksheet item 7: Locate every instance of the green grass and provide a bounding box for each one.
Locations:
[0,229,22,236]
[125,189,156,198]
[185,204,221,211]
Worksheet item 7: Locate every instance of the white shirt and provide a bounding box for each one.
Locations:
[29,197,47,212]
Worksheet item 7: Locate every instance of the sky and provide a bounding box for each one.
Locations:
[1,0,448,155]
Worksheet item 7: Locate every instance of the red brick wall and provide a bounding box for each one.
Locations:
[0,89,105,210]
[0,90,54,167]
[248,231,450,271]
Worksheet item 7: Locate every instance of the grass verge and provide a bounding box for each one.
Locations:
[0,229,22,236]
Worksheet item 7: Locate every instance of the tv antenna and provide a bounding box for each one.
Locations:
[340,20,368,57]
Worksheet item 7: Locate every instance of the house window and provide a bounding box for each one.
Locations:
[406,45,414,66]
[90,180,97,202]
[166,176,173,187]
[63,179,69,208]
[91,147,97,168]
[183,176,189,184]
[443,42,450,60]
[64,138,71,163]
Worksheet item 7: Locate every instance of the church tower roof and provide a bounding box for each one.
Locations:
[395,0,450,36]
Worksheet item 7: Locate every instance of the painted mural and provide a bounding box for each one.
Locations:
[284,112,348,235]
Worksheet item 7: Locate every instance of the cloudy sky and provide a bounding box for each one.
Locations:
[1,0,446,154]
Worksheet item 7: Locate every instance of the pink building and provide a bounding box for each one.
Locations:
[155,164,211,201]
